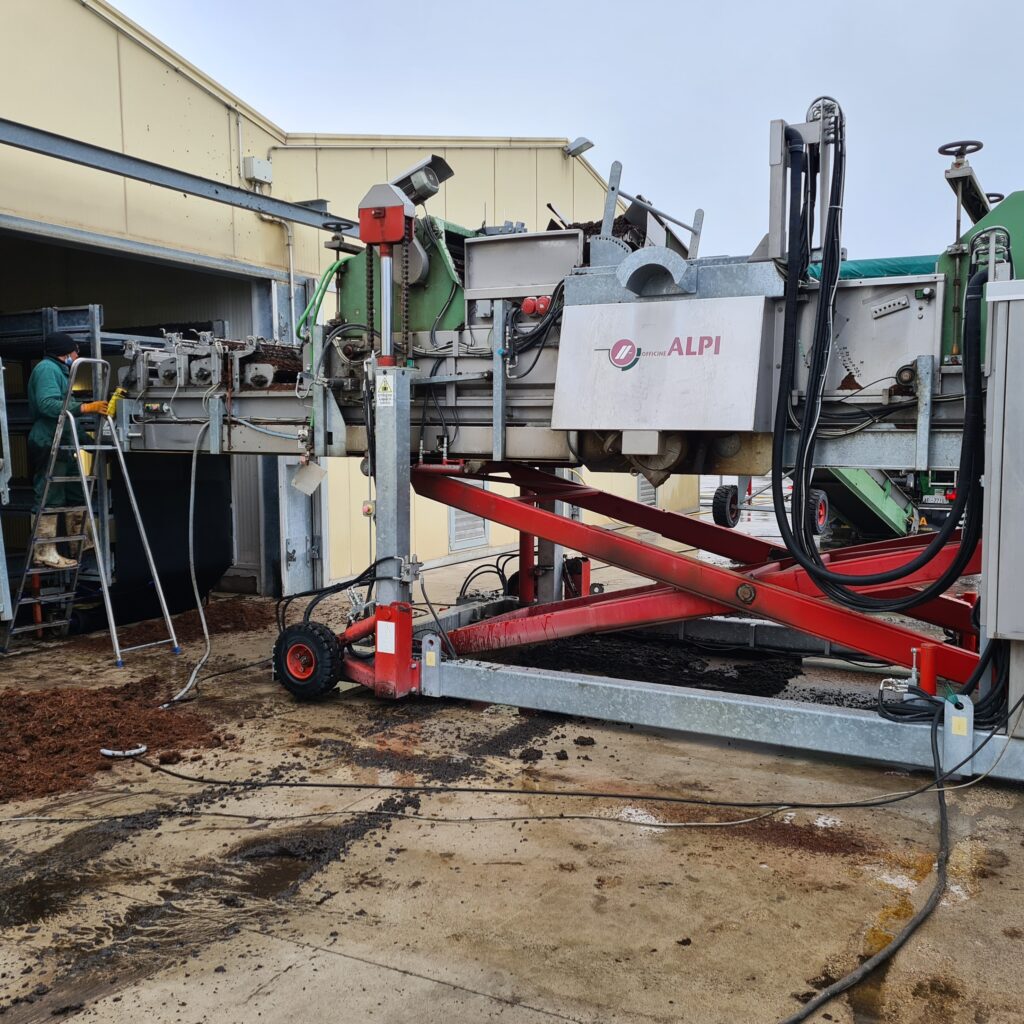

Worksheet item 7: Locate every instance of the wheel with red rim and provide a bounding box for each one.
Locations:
[273,621,342,699]
[712,485,741,528]
[807,488,830,536]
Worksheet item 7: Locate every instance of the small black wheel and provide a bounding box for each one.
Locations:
[273,621,342,699]
[712,484,741,528]
[808,488,830,536]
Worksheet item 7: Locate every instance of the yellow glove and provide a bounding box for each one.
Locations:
[80,401,109,416]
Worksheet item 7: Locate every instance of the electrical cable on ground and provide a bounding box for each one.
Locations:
[161,421,211,708]
[117,687,1022,811]
[779,708,949,1024]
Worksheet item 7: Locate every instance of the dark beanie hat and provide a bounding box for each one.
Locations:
[44,332,79,357]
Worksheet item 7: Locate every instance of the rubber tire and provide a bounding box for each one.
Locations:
[808,488,830,536]
[712,484,741,528]
[273,621,342,699]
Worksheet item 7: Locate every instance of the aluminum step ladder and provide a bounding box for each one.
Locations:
[0,357,179,664]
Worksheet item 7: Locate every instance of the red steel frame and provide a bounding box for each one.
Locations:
[405,463,980,687]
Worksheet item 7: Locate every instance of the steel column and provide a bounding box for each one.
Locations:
[374,366,413,606]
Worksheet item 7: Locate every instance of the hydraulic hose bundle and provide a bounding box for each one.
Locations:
[771,100,989,614]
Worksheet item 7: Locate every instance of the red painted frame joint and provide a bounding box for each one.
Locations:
[373,603,420,698]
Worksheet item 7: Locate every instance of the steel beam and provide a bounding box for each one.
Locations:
[0,118,358,236]
[423,658,1024,782]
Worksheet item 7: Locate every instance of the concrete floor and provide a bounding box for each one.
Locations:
[2,549,1023,1023]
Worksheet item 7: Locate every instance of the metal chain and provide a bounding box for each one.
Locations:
[365,243,375,351]
[401,220,411,359]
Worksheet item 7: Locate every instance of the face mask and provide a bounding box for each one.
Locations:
[63,355,74,366]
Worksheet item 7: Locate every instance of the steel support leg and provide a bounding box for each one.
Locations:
[373,365,413,606]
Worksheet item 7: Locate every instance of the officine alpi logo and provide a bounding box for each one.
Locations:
[599,334,722,371]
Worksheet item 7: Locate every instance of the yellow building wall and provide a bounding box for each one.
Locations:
[1,0,699,581]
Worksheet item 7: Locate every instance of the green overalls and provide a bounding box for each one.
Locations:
[26,356,86,512]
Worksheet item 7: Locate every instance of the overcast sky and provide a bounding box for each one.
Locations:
[110,0,1023,260]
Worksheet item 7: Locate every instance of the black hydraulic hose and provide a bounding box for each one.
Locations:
[771,129,811,554]
[772,225,987,603]
[807,269,988,606]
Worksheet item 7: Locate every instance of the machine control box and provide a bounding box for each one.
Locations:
[551,295,774,433]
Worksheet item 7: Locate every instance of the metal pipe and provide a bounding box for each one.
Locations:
[257,210,297,344]
[617,190,698,235]
[379,246,394,359]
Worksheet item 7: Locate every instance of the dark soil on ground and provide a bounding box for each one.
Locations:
[0,675,222,802]
[481,632,802,697]
[72,598,276,652]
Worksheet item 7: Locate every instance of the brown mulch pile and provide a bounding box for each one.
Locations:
[0,675,222,803]
[74,598,277,652]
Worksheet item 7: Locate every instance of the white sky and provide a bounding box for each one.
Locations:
[110,0,1023,260]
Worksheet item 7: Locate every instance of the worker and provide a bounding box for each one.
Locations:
[27,333,108,569]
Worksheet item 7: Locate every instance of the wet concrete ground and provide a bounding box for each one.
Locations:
[1,549,1023,1022]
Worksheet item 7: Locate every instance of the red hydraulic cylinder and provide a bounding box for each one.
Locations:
[339,614,377,646]
[917,642,938,695]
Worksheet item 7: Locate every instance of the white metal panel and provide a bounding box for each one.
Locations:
[552,296,773,432]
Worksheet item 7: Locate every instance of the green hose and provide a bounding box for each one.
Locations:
[296,257,351,342]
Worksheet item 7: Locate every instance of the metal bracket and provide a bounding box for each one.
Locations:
[420,633,442,697]
[942,696,975,776]
[207,395,224,455]
[914,354,934,471]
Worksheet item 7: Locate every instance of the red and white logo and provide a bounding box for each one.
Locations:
[608,338,640,370]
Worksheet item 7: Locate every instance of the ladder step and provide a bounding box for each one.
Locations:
[41,505,90,513]
[121,638,175,653]
[31,534,85,544]
[10,619,71,635]
[48,476,96,483]
[21,565,75,576]
[17,593,76,606]
[60,445,116,452]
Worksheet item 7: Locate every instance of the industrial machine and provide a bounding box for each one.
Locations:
[1,99,1022,785]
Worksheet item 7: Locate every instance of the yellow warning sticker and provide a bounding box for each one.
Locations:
[426,651,437,667]
[377,375,394,407]
[951,715,968,737]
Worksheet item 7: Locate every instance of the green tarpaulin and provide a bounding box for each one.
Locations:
[808,255,939,280]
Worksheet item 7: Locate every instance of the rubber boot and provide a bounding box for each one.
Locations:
[33,514,77,569]
[66,510,94,553]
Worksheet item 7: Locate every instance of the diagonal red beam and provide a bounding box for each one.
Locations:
[448,585,728,653]
[753,542,981,595]
[413,469,979,683]
[866,590,976,635]
[488,463,781,565]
